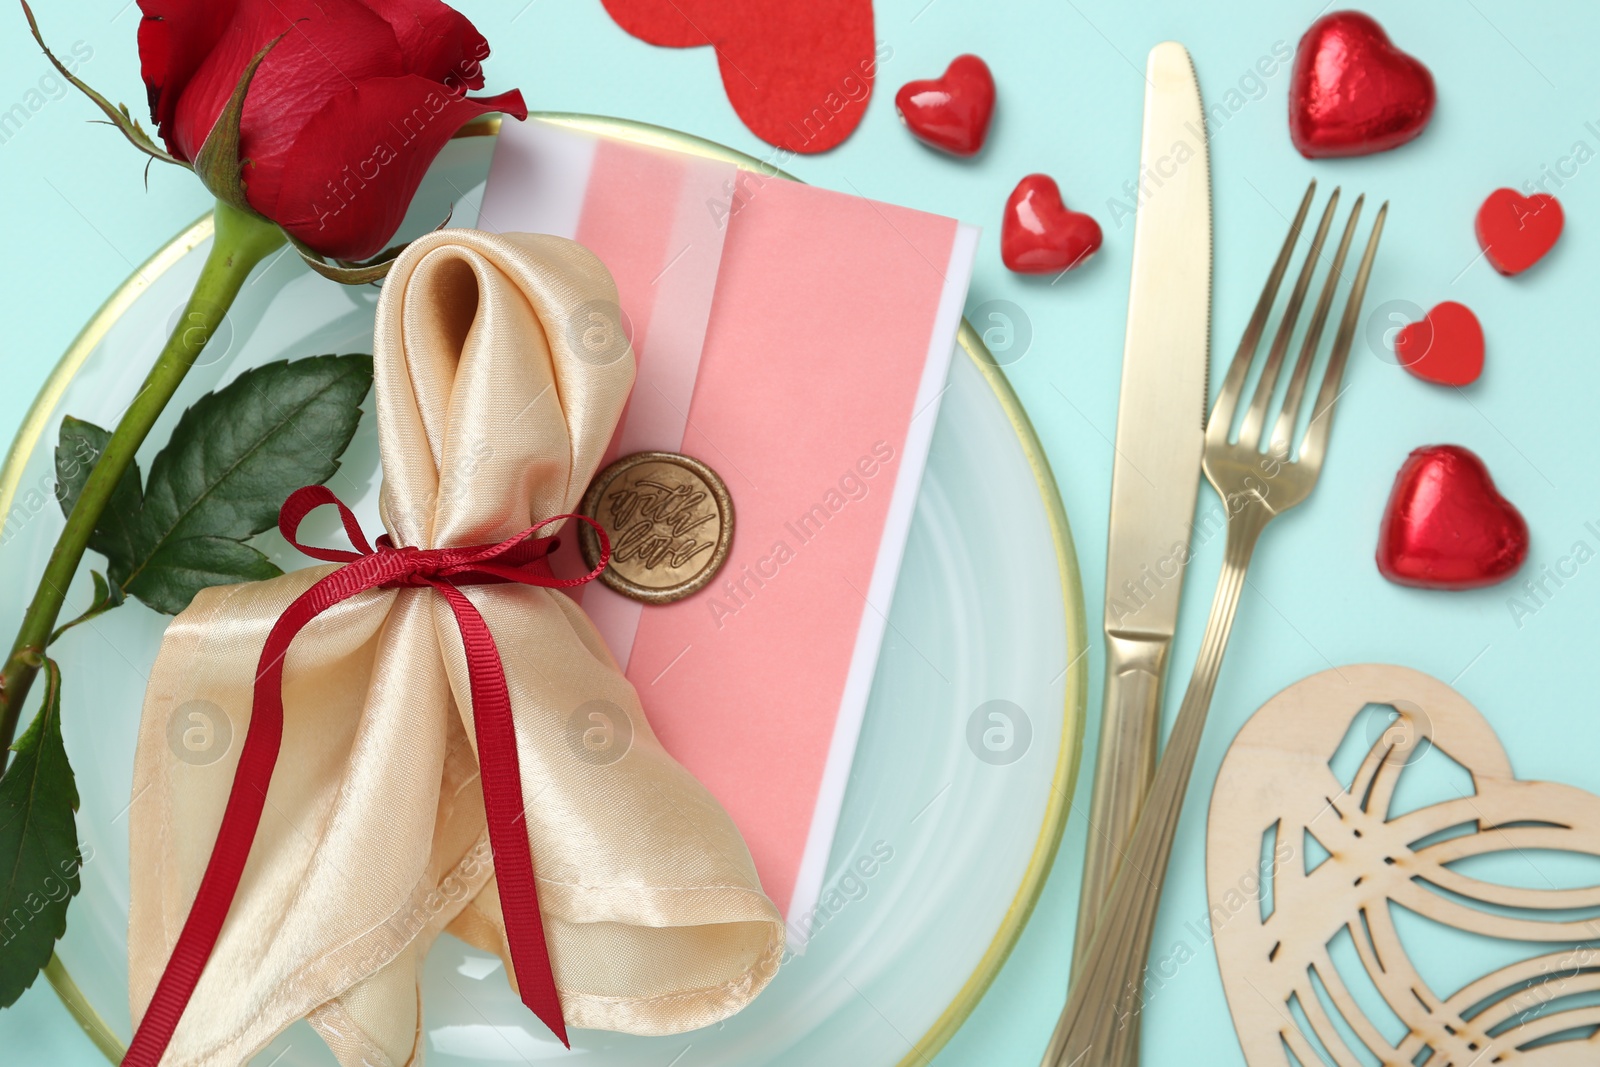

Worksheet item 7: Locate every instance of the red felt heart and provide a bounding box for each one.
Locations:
[600,0,877,154]
[1394,301,1484,386]
[1377,445,1529,590]
[894,54,995,157]
[1476,189,1564,275]
[1289,11,1436,158]
[1001,175,1102,275]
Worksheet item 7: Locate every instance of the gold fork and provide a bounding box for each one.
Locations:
[1041,180,1387,1067]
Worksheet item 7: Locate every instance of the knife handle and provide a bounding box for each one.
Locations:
[1072,633,1168,976]
[1039,635,1166,1067]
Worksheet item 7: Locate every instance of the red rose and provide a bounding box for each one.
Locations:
[138,0,527,261]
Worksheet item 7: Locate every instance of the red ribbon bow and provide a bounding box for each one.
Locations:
[124,486,608,1064]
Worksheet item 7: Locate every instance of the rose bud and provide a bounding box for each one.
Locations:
[137,0,527,262]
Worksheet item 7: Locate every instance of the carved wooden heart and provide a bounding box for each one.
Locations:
[1208,665,1600,1065]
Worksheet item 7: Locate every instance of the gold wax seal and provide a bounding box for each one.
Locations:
[578,451,734,604]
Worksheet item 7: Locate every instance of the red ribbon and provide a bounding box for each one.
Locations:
[124,486,608,1065]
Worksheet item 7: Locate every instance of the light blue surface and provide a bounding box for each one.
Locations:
[2,1,1598,1063]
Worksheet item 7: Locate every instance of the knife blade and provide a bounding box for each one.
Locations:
[1070,39,1211,987]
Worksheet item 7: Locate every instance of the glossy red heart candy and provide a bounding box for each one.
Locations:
[895,54,995,156]
[1394,301,1484,386]
[1377,445,1529,590]
[1476,189,1564,275]
[1289,11,1436,158]
[1001,175,1101,275]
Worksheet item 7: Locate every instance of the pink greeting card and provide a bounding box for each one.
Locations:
[480,119,978,940]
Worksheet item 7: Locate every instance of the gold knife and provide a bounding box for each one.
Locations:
[1043,39,1211,1067]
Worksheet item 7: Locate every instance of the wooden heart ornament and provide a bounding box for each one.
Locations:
[1209,665,1600,1066]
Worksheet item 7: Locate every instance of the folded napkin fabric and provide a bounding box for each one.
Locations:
[127,230,784,1065]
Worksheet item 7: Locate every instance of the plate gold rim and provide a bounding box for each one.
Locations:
[0,112,1090,1066]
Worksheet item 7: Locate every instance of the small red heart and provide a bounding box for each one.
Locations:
[895,54,995,157]
[1377,445,1529,590]
[1394,302,1484,386]
[1289,11,1436,158]
[1001,175,1102,275]
[1476,189,1564,275]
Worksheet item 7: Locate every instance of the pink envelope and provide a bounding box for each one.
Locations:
[481,120,978,940]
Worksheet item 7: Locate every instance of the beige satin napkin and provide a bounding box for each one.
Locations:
[128,230,784,1065]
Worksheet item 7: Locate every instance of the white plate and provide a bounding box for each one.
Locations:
[0,117,1087,1066]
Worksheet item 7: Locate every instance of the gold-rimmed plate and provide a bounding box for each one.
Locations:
[0,114,1087,1066]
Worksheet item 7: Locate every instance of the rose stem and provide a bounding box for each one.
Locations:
[0,200,286,752]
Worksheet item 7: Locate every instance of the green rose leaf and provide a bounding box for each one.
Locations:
[132,537,280,613]
[0,658,81,1008]
[54,354,373,617]
[53,416,142,568]
[52,416,106,515]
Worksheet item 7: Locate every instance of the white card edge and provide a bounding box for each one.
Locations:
[785,221,982,950]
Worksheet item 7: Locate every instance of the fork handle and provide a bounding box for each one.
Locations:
[1041,509,1266,1067]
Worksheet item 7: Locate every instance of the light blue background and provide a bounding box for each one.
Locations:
[3,1,1598,1063]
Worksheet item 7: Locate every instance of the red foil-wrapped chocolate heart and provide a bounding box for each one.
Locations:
[1377,445,1529,590]
[1290,11,1436,158]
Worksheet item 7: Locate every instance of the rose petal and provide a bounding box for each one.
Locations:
[245,78,527,260]
[360,0,492,90]
[171,0,407,163]
[137,0,239,156]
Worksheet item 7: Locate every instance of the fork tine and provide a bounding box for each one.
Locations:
[1237,188,1341,450]
[1207,180,1317,440]
[1299,201,1389,470]
[1270,196,1364,459]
